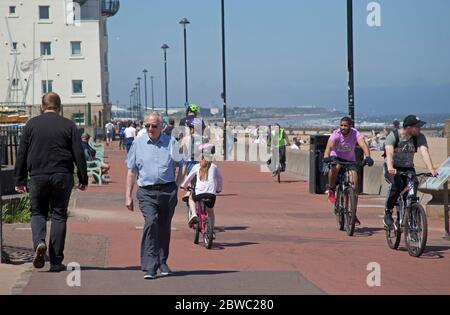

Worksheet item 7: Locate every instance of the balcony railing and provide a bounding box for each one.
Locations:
[102,0,120,17]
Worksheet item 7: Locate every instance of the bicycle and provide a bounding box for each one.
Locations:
[385,171,433,257]
[327,160,368,236]
[181,187,214,249]
[268,147,285,184]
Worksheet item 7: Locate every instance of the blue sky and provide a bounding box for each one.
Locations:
[108,0,450,115]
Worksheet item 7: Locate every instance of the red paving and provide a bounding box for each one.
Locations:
[20,144,450,294]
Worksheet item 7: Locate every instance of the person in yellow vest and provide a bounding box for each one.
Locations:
[267,123,291,176]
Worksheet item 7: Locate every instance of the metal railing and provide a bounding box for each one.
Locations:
[0,125,25,167]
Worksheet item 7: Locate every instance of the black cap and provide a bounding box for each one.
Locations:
[403,115,426,128]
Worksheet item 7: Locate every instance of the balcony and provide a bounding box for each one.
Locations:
[102,0,120,17]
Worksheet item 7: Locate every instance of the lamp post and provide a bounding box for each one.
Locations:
[179,18,190,106]
[137,77,142,120]
[347,0,355,125]
[150,75,155,111]
[221,0,228,160]
[161,44,169,117]
[143,69,148,113]
[129,92,133,119]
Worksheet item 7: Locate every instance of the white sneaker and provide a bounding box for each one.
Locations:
[188,215,198,228]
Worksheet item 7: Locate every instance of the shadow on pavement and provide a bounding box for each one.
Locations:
[354,227,385,237]
[212,242,259,250]
[280,180,306,184]
[420,245,450,259]
[215,226,250,232]
[77,266,239,277]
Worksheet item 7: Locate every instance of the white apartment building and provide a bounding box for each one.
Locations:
[0,0,119,125]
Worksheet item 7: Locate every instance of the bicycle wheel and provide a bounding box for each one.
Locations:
[193,221,200,244]
[344,187,357,236]
[335,188,345,231]
[386,204,402,250]
[404,204,428,257]
[203,217,214,249]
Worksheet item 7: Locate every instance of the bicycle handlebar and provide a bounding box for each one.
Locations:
[396,171,434,178]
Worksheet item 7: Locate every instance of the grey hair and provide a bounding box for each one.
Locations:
[146,112,163,124]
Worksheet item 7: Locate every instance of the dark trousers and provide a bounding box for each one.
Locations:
[384,164,417,210]
[136,184,178,274]
[29,173,74,265]
[124,137,134,153]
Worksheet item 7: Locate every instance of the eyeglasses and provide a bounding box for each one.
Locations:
[145,123,159,129]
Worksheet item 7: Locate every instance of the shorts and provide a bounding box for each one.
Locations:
[335,157,358,172]
[106,132,113,140]
[193,193,216,208]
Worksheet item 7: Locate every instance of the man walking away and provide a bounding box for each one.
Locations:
[14,92,88,272]
[105,120,115,146]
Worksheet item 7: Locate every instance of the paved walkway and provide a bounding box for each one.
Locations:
[2,144,450,294]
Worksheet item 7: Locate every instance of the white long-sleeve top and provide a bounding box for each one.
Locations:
[181,163,224,195]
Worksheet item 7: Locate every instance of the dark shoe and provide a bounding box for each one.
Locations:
[159,264,172,276]
[384,211,394,228]
[49,264,66,273]
[33,243,47,269]
[144,272,157,280]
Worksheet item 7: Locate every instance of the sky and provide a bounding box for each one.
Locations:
[108,0,450,115]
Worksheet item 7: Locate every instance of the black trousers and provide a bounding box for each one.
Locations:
[384,164,417,211]
[136,183,178,274]
[29,173,74,265]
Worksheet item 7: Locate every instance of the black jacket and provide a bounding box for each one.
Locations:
[14,112,88,186]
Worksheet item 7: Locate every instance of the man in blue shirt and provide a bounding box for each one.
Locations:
[125,112,182,280]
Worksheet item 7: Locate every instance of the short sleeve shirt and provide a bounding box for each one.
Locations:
[329,128,363,162]
[384,131,427,168]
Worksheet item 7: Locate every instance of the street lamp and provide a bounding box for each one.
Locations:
[161,43,169,117]
[221,0,228,160]
[347,0,355,125]
[137,77,142,120]
[150,75,155,111]
[179,18,190,105]
[143,69,148,113]
[129,91,133,119]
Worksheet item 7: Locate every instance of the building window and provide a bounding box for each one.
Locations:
[42,80,53,94]
[12,78,19,87]
[40,42,51,56]
[12,42,18,51]
[72,80,83,94]
[39,6,50,20]
[71,41,82,55]
[9,6,16,15]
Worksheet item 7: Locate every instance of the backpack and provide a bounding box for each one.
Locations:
[382,129,418,158]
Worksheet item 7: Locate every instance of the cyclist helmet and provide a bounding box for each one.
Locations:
[187,103,200,113]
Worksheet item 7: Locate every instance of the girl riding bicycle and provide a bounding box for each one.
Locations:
[181,143,223,237]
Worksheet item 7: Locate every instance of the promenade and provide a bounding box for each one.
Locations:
[1,144,450,295]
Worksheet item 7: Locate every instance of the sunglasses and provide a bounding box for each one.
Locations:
[145,123,160,129]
